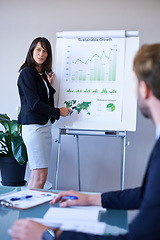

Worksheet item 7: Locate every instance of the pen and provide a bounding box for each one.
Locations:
[60,196,78,200]
[10,195,32,201]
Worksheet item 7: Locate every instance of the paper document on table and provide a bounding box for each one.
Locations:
[33,218,106,235]
[44,207,100,222]
[33,206,127,236]
[0,189,57,209]
[33,218,128,236]
[61,221,106,235]
[70,205,106,212]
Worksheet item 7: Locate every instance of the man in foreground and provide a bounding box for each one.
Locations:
[10,43,160,239]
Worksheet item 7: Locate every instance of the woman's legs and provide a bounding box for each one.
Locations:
[27,168,48,189]
[22,123,52,189]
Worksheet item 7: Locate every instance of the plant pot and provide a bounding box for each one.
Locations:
[0,156,27,186]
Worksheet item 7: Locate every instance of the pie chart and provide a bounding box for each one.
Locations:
[106,103,115,112]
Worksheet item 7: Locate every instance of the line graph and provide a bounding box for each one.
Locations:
[69,48,117,82]
[72,49,117,65]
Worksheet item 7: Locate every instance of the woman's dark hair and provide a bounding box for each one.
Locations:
[19,37,52,74]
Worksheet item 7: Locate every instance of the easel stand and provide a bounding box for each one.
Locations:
[55,129,127,191]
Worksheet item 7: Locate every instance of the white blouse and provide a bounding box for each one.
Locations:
[43,79,49,99]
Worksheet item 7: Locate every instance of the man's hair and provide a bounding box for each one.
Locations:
[133,43,160,100]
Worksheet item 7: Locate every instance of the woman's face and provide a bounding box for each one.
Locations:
[33,42,48,66]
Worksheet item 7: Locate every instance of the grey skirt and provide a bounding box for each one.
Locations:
[22,121,52,170]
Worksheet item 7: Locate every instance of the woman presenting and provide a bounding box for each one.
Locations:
[18,37,71,189]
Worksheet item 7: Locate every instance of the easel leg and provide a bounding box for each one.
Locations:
[121,133,126,190]
[55,130,61,190]
[76,135,81,191]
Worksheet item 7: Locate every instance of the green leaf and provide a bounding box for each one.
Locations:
[0,132,12,156]
[0,131,5,141]
[9,120,18,134]
[0,113,27,164]
[11,135,28,165]
[0,120,17,134]
[0,114,10,121]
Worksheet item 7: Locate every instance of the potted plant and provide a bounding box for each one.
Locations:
[0,113,28,186]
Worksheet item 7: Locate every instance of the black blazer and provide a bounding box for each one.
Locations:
[58,138,160,240]
[17,66,60,125]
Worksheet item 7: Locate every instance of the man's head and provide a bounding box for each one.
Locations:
[133,44,160,121]
[133,44,160,100]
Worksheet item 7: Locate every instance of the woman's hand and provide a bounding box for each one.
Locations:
[48,72,55,86]
[60,107,72,117]
[50,190,102,208]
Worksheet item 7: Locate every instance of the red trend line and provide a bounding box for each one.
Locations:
[72,49,117,64]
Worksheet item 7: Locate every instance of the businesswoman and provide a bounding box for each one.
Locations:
[18,37,71,189]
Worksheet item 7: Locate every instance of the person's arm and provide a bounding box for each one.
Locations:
[19,68,71,120]
[50,187,142,210]
[50,190,101,207]
[9,219,62,240]
[58,231,130,240]
[9,219,130,240]
[18,68,60,119]
[102,187,142,210]
[8,189,142,240]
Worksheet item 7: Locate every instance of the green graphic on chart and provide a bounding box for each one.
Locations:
[101,88,108,93]
[106,103,115,112]
[70,49,117,82]
[64,100,91,115]
[108,50,117,81]
[67,89,73,92]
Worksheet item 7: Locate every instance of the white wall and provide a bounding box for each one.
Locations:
[0,0,159,192]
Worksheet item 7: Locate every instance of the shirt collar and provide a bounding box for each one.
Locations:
[156,123,160,140]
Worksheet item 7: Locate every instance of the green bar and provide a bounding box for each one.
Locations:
[94,61,98,81]
[90,69,94,81]
[79,70,83,80]
[108,50,117,81]
[112,50,116,81]
[83,72,86,80]
[97,64,101,81]
[101,64,105,81]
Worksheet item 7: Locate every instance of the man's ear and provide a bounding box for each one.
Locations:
[139,81,150,99]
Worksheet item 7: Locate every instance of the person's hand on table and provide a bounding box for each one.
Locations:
[9,219,62,240]
[50,190,101,207]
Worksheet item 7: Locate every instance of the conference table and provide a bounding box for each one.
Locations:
[0,185,128,240]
